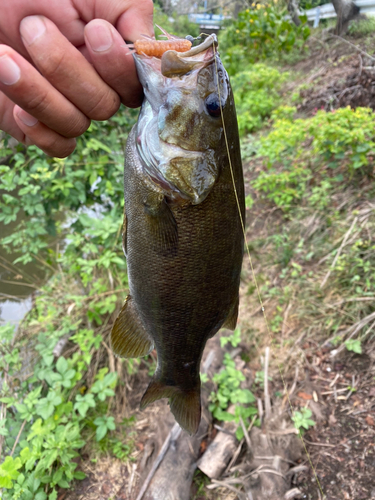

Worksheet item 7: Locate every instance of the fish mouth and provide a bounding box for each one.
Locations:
[133,33,217,80]
[160,34,217,78]
[133,34,220,205]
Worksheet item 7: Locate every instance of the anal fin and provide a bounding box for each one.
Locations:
[140,378,201,435]
[111,296,153,358]
[222,295,239,331]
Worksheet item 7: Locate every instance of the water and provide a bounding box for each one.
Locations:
[0,202,104,327]
[0,297,33,326]
[0,217,46,328]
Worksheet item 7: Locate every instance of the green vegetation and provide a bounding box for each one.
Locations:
[252,106,375,211]
[219,1,310,75]
[348,16,375,36]
[292,408,315,432]
[0,298,118,498]
[231,65,290,135]
[208,330,258,440]
[0,107,138,497]
[0,111,135,267]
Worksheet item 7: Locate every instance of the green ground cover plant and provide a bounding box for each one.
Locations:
[208,330,258,440]
[0,106,138,497]
[0,290,121,499]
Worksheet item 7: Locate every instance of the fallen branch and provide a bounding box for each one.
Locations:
[323,310,375,348]
[327,34,375,62]
[331,317,375,357]
[264,347,271,419]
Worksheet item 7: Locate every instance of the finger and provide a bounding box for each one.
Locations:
[0,93,24,142]
[115,0,155,42]
[13,105,76,158]
[0,46,90,138]
[74,0,154,42]
[20,16,120,121]
[84,19,143,108]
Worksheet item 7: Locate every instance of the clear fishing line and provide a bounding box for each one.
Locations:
[211,38,325,499]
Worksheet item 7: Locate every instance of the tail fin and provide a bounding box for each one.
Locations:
[140,378,201,435]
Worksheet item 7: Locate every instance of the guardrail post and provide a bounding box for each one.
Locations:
[314,6,321,27]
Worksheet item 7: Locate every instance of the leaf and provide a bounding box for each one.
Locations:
[232,389,256,404]
[52,469,63,484]
[73,471,86,480]
[297,392,312,400]
[57,479,70,488]
[96,424,108,442]
[56,356,68,374]
[0,456,22,488]
[49,489,58,500]
[33,477,42,492]
[345,339,362,354]
[35,492,47,500]
[245,194,254,209]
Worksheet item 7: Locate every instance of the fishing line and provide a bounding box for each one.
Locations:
[211,39,325,498]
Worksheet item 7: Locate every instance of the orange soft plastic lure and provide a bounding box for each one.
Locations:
[134,38,192,57]
[133,26,192,58]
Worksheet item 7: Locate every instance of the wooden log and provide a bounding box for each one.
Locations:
[142,406,211,500]
[196,423,238,479]
[135,337,224,500]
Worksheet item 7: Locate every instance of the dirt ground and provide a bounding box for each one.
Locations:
[64,30,375,500]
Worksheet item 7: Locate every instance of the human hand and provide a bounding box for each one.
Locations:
[0,0,154,157]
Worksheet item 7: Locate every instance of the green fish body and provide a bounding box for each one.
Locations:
[111,34,245,434]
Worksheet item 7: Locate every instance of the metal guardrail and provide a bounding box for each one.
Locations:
[188,13,230,27]
[305,0,375,26]
[189,1,375,29]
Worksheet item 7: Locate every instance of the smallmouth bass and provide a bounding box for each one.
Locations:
[111,31,245,434]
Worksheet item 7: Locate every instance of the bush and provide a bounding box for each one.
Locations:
[253,106,375,210]
[153,6,199,39]
[231,64,290,135]
[0,107,137,282]
[219,3,310,75]
[348,17,375,37]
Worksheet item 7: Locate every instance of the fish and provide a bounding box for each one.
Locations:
[111,30,245,435]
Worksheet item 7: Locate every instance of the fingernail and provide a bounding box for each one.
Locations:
[17,109,38,127]
[20,16,46,45]
[86,22,113,52]
[0,55,21,85]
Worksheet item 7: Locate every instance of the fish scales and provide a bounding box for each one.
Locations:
[111,32,245,434]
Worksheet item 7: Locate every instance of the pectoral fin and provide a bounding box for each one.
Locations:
[222,295,239,331]
[111,296,153,358]
[144,195,178,256]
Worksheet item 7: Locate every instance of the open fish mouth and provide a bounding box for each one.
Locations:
[133,32,225,205]
[159,34,218,78]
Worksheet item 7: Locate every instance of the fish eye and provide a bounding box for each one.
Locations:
[205,93,221,117]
